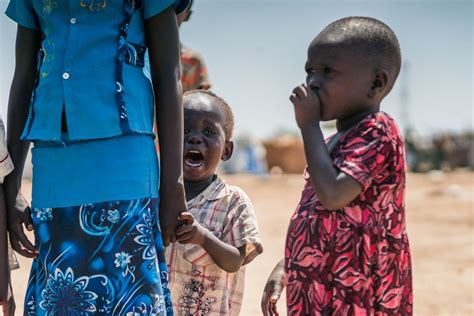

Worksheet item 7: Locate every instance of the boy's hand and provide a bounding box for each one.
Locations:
[290,83,321,129]
[6,191,36,258]
[175,212,207,245]
[261,259,285,316]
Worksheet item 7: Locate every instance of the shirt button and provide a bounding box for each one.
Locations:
[62,72,70,80]
[70,17,77,24]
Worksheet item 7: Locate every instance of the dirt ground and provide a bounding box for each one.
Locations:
[8,171,474,315]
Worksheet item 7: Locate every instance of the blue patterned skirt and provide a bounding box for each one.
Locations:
[25,134,173,315]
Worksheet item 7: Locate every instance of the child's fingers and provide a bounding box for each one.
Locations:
[177,212,194,225]
[270,292,280,303]
[176,231,194,244]
[270,301,279,316]
[261,287,280,316]
[289,93,298,104]
[294,84,307,99]
[175,224,193,236]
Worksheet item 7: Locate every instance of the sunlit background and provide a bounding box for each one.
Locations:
[0,1,472,315]
[1,0,472,138]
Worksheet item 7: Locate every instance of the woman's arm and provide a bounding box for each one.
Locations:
[145,6,186,246]
[4,26,41,258]
[0,185,15,316]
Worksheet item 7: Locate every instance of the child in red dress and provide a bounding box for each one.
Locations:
[262,17,413,315]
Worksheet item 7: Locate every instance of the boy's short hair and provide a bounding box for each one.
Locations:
[318,16,402,89]
[183,90,234,140]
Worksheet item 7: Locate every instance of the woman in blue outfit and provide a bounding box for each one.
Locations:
[4,0,189,315]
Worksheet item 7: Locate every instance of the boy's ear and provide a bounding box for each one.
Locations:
[221,141,234,161]
[368,69,389,98]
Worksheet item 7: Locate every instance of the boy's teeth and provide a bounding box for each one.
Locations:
[185,160,204,167]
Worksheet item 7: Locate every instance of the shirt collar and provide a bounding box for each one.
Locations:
[187,176,231,206]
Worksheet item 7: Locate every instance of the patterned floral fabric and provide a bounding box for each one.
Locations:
[165,176,262,315]
[25,198,173,315]
[180,45,211,93]
[284,112,413,315]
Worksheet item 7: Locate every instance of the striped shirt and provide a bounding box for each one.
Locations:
[165,176,263,315]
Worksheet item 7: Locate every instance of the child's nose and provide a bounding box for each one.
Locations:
[186,133,203,144]
[307,74,321,90]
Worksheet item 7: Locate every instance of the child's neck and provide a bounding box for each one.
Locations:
[184,174,216,202]
[336,108,379,132]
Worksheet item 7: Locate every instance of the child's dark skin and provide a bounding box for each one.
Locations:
[261,37,393,316]
[175,95,246,273]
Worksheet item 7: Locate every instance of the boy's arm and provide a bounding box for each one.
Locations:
[291,84,362,210]
[4,26,41,258]
[145,6,187,246]
[176,213,245,273]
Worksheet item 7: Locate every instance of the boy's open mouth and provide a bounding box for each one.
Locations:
[185,150,204,168]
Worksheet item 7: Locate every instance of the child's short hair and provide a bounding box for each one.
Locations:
[183,90,234,140]
[318,16,401,90]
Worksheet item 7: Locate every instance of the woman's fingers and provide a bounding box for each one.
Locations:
[9,235,36,258]
[20,206,34,231]
[12,224,35,252]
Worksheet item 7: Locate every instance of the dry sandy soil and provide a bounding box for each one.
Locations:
[8,171,474,315]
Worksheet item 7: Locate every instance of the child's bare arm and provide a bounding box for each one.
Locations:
[290,84,362,210]
[145,7,187,246]
[261,258,285,316]
[4,26,41,258]
[176,213,245,273]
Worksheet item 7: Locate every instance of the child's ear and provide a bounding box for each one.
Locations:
[221,141,234,161]
[368,69,389,98]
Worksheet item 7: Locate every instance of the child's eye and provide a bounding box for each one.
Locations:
[184,128,190,134]
[323,67,335,74]
[203,129,216,136]
[305,68,315,74]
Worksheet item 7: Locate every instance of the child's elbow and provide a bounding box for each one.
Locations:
[222,262,243,273]
[319,194,346,211]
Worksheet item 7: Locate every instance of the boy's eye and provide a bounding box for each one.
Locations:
[203,129,216,136]
[305,68,315,74]
[184,128,190,134]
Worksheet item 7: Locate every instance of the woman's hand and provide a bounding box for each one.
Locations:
[261,258,286,316]
[290,83,321,129]
[6,190,36,258]
[159,183,187,246]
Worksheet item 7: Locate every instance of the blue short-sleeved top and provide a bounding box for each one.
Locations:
[6,0,189,141]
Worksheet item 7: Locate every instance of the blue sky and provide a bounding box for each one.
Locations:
[1,0,472,138]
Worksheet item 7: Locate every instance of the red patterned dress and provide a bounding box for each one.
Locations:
[285,112,413,315]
